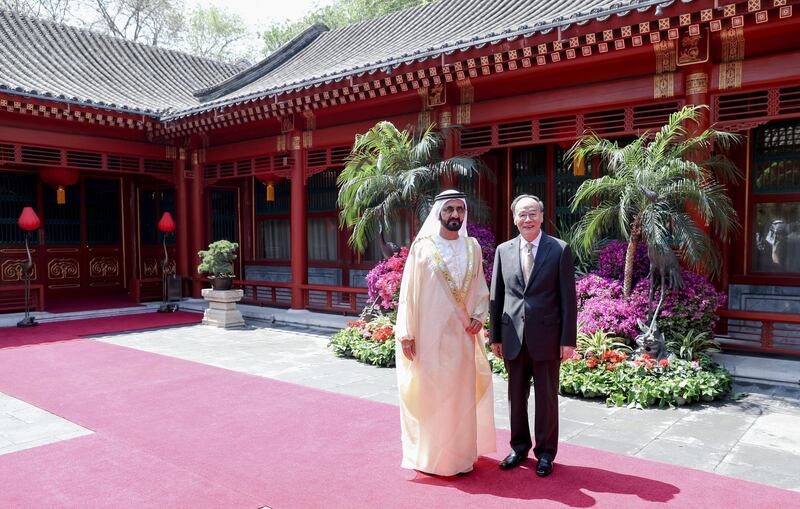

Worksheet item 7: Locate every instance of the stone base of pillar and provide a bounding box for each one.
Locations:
[201,288,246,329]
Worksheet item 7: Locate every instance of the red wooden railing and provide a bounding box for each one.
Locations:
[716,309,800,356]
[235,280,293,308]
[301,284,368,314]
[233,280,367,314]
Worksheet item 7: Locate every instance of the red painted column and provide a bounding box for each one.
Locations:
[289,132,307,309]
[190,149,206,297]
[684,64,711,135]
[123,178,138,293]
[440,126,457,189]
[174,149,189,286]
[684,64,715,276]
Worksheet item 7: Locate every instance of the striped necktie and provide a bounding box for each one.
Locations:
[523,242,534,284]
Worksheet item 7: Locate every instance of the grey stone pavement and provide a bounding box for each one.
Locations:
[2,315,800,493]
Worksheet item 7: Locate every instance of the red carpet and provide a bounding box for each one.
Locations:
[0,311,201,348]
[45,294,143,313]
[0,318,798,508]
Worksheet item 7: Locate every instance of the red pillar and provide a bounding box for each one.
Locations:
[290,133,307,309]
[190,149,206,297]
[124,178,138,293]
[684,64,714,275]
[174,150,189,285]
[440,127,457,189]
[684,64,711,136]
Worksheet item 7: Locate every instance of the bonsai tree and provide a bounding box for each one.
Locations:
[197,240,239,278]
[337,121,490,253]
[566,105,741,298]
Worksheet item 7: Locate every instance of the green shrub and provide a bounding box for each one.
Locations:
[666,330,721,361]
[560,352,732,408]
[328,315,396,367]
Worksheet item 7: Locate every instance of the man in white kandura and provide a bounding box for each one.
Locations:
[395,189,496,477]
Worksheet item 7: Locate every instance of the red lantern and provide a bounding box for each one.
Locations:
[40,168,79,205]
[18,207,41,231]
[157,212,176,233]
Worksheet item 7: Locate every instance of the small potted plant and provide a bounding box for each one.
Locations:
[197,240,239,291]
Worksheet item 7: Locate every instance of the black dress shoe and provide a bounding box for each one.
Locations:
[536,458,553,477]
[499,451,528,470]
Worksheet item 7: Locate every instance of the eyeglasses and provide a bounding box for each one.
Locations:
[442,206,466,215]
[516,212,540,220]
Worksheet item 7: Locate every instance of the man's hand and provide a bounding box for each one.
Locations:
[560,345,575,363]
[400,337,416,361]
[465,319,483,335]
[491,342,503,359]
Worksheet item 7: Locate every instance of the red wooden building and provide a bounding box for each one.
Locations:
[1,1,799,354]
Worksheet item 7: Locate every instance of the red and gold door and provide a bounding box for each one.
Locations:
[41,177,124,298]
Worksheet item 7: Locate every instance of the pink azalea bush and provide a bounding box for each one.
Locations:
[366,247,409,310]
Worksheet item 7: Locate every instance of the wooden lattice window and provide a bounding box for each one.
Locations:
[750,121,800,274]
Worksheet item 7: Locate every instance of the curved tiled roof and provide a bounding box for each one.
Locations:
[1,0,684,120]
[167,0,681,119]
[0,10,241,114]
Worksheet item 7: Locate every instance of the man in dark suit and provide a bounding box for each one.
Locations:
[489,194,577,477]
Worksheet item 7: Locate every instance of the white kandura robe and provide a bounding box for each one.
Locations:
[395,234,496,476]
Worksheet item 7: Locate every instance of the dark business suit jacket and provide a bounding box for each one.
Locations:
[489,233,577,360]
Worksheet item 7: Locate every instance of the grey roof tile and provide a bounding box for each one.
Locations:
[168,0,676,118]
[1,0,680,121]
[0,10,241,114]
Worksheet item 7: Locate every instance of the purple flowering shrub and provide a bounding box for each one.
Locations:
[577,243,726,342]
[596,240,650,283]
[467,223,496,285]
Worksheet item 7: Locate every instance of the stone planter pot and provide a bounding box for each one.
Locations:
[201,288,245,329]
[210,276,233,291]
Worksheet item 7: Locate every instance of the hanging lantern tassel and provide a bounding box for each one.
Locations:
[573,153,585,177]
[266,181,275,202]
[57,186,66,205]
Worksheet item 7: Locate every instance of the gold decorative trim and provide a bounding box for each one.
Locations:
[2,260,37,281]
[456,104,471,125]
[89,257,119,278]
[457,79,474,104]
[720,26,745,62]
[425,236,475,308]
[48,258,80,279]
[291,135,301,150]
[654,40,676,73]
[686,72,709,95]
[302,110,316,130]
[417,110,432,130]
[440,111,452,128]
[302,131,313,148]
[280,115,294,133]
[719,61,743,90]
[427,83,446,108]
[277,134,287,151]
[654,72,675,99]
[676,29,709,66]
[143,258,159,277]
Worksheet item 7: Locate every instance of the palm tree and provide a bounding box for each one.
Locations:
[337,121,488,253]
[566,105,741,297]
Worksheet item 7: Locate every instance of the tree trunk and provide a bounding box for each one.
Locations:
[624,216,642,298]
